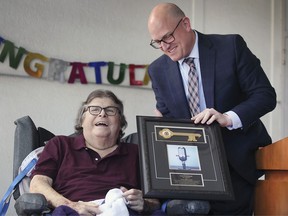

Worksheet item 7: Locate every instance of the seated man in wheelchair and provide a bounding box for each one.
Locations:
[29,89,164,216]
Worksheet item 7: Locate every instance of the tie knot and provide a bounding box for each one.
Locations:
[184,57,195,67]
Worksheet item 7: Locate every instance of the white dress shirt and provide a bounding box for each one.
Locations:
[178,31,242,130]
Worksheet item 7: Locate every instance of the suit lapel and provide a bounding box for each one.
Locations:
[197,32,215,108]
[165,58,191,117]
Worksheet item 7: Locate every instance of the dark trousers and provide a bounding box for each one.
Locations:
[52,205,166,216]
[209,168,255,215]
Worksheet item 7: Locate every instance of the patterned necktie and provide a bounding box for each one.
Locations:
[184,57,200,116]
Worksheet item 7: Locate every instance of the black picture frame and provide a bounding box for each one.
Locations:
[136,116,234,201]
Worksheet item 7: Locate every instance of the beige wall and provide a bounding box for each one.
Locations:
[0,1,285,214]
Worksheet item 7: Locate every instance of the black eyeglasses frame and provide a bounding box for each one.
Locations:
[150,18,183,49]
[85,106,120,116]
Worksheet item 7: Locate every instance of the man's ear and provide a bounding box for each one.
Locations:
[182,17,191,31]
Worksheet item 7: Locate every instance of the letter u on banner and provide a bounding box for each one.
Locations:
[107,62,126,85]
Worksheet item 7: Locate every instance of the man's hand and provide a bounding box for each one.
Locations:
[154,109,163,117]
[121,187,144,212]
[191,108,232,127]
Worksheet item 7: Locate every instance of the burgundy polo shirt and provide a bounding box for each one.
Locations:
[31,134,141,202]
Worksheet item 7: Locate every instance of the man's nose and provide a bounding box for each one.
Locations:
[98,109,107,116]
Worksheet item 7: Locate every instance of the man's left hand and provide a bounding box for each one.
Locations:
[191,108,232,127]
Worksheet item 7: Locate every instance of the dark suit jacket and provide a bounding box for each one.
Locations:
[148,32,277,184]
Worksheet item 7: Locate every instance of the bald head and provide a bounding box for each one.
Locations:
[148,3,185,30]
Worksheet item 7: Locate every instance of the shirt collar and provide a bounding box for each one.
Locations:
[73,134,87,150]
[73,133,128,156]
[179,30,199,65]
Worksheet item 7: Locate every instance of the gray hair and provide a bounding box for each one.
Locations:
[74,89,127,139]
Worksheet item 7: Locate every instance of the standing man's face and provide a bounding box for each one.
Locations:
[148,16,195,62]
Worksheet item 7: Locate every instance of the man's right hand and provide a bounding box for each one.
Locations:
[68,201,101,216]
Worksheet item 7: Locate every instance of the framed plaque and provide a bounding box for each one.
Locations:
[136,116,234,200]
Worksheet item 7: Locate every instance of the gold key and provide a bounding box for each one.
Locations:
[159,128,201,142]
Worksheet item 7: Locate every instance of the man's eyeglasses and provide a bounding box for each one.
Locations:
[85,106,120,116]
[150,18,183,49]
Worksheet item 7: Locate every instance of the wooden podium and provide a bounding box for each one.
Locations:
[254,137,288,215]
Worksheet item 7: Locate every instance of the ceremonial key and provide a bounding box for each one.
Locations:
[159,128,201,142]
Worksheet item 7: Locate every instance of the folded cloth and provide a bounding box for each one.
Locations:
[98,188,129,216]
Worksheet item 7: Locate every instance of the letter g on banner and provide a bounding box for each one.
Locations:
[24,53,49,78]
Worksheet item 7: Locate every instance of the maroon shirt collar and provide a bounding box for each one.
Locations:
[72,133,129,156]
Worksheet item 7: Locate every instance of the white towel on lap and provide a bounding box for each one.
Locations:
[91,188,129,216]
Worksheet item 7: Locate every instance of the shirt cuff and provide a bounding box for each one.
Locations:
[224,111,242,130]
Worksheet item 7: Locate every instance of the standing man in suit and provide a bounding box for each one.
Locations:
[147,3,277,215]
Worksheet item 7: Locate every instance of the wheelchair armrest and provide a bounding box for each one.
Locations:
[166,200,210,215]
[14,193,50,216]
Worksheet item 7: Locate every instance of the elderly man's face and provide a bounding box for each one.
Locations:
[82,97,121,141]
